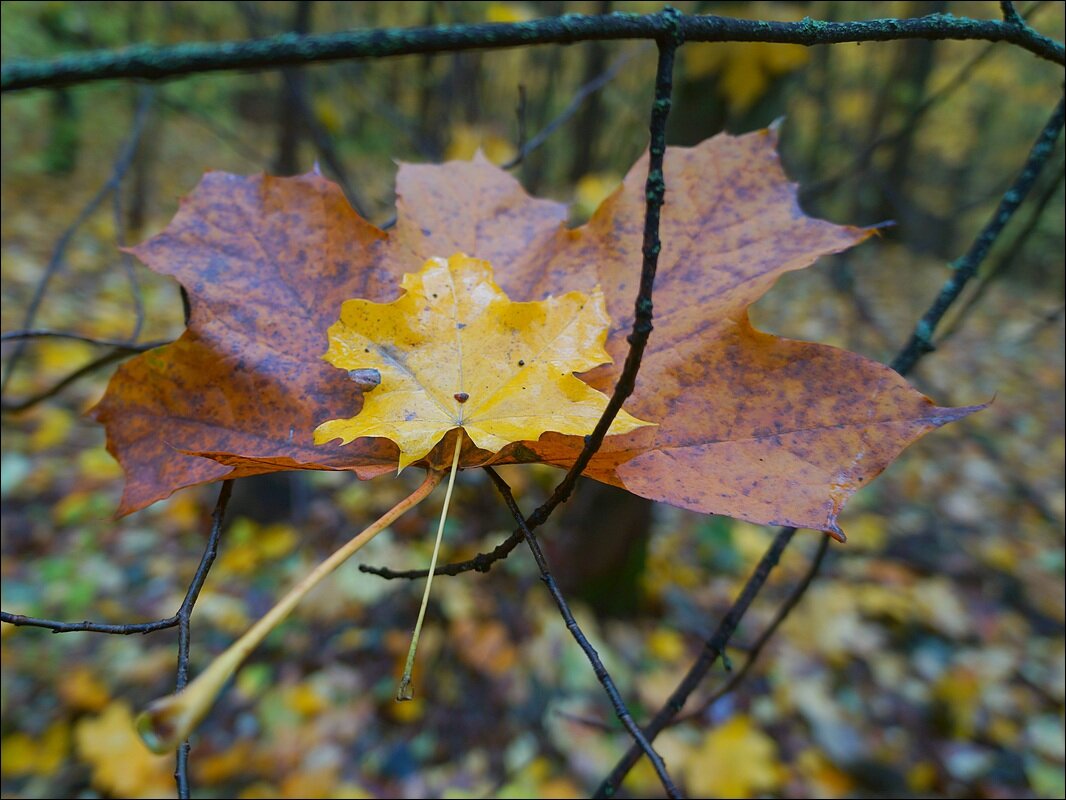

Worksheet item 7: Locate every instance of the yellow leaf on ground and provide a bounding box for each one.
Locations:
[484,2,535,23]
[75,701,176,798]
[315,253,652,468]
[684,714,783,798]
[59,667,111,712]
[0,721,69,778]
[30,406,75,451]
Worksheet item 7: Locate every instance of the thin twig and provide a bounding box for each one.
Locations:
[485,468,681,799]
[113,181,145,340]
[937,160,1064,342]
[0,611,179,635]
[173,481,233,799]
[802,0,1050,202]
[891,94,1065,374]
[669,535,831,727]
[0,340,169,414]
[158,92,268,164]
[594,526,798,797]
[358,528,522,579]
[0,481,233,799]
[0,87,154,397]
[1,329,167,347]
[3,10,1063,93]
[1000,1,1024,25]
[499,45,646,170]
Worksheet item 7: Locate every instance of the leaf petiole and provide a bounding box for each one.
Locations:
[397,429,463,700]
[135,469,442,754]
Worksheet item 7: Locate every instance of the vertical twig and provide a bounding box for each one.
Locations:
[174,480,234,799]
[1000,1,1024,24]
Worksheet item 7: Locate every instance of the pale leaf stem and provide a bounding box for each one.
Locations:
[397,429,463,700]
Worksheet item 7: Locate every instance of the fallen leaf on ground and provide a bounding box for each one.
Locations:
[75,701,176,798]
[684,714,784,798]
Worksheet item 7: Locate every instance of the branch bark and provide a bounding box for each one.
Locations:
[3,11,1062,93]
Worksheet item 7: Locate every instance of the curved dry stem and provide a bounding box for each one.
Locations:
[136,469,441,753]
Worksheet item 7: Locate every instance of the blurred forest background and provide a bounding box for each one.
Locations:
[1,1,1063,798]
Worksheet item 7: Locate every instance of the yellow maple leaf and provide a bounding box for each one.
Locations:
[314,253,652,468]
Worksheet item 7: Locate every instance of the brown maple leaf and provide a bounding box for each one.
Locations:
[91,128,978,535]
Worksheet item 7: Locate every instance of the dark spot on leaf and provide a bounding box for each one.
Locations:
[454,392,469,403]
[456,322,466,330]
[518,360,525,367]
[404,411,416,422]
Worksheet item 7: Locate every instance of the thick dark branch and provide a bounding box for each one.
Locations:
[485,468,681,799]
[3,11,1062,93]
[891,94,1065,374]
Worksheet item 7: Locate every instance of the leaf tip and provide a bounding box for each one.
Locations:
[825,522,847,544]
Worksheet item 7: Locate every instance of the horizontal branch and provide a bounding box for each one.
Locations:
[0,611,178,635]
[1,329,166,348]
[3,10,1062,93]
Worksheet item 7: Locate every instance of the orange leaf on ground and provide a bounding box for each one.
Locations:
[91,128,978,534]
